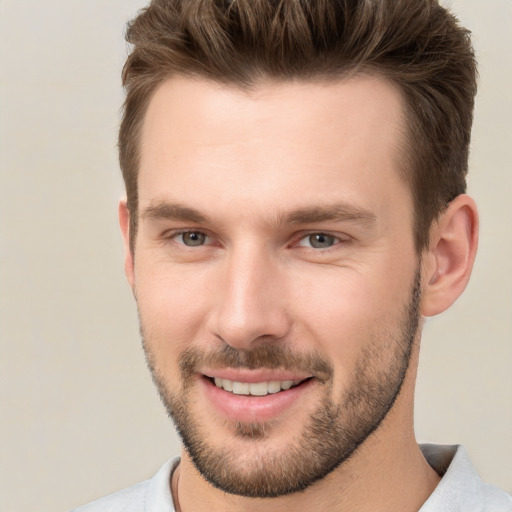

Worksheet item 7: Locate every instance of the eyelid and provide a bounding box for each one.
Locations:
[163,228,212,245]
[293,231,352,249]
[160,228,351,249]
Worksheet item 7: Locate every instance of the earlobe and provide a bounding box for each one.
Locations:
[421,194,479,317]
[119,199,135,289]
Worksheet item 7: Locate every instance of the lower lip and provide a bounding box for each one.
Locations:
[200,376,315,423]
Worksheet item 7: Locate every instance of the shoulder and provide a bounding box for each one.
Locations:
[420,444,512,511]
[71,480,148,512]
[70,458,180,512]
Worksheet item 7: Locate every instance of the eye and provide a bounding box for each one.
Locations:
[298,233,339,249]
[175,231,209,247]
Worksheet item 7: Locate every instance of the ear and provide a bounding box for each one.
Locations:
[421,194,479,317]
[119,199,135,289]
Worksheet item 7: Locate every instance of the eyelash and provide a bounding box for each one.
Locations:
[164,229,351,251]
[295,232,349,250]
[165,230,212,247]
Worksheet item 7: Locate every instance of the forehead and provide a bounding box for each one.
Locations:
[138,75,411,224]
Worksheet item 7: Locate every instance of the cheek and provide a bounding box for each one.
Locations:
[290,265,413,384]
[134,263,211,366]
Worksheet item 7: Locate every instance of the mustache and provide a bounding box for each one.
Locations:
[178,343,333,383]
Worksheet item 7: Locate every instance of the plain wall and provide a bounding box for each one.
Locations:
[0,1,510,510]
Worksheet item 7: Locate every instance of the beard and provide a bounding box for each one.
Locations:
[141,269,422,498]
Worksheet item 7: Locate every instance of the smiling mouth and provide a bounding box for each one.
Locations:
[208,377,311,396]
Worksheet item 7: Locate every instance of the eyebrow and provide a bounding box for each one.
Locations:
[285,203,377,225]
[140,200,377,227]
[141,202,211,224]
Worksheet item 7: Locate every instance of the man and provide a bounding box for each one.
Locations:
[73,0,511,510]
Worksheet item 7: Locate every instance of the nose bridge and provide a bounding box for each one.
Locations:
[209,240,290,349]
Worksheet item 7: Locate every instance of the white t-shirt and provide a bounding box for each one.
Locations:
[71,445,512,511]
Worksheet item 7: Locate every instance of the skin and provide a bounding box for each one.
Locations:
[120,75,478,512]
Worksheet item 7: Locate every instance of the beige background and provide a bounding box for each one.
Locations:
[0,1,510,510]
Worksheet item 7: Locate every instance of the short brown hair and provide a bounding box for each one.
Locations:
[119,0,477,251]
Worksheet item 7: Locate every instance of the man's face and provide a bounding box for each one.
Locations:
[125,75,423,497]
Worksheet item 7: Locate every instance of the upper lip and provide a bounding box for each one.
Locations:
[201,368,312,383]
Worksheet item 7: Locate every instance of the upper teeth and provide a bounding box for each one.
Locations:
[213,378,301,396]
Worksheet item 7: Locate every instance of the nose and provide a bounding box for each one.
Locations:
[206,243,292,350]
